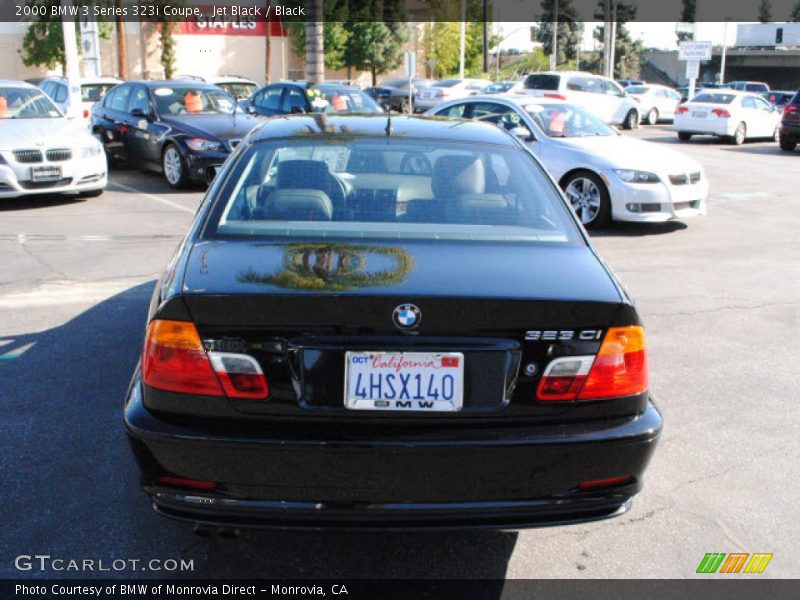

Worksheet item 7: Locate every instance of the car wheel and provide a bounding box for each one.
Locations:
[162,144,188,189]
[399,98,411,114]
[622,109,638,130]
[78,189,104,198]
[779,138,797,151]
[562,171,611,229]
[732,122,746,145]
[678,132,692,142]
[646,108,658,126]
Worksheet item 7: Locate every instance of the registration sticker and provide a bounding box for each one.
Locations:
[344,351,464,412]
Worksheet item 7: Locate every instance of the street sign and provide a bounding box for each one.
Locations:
[686,60,700,79]
[679,41,712,61]
[404,51,416,79]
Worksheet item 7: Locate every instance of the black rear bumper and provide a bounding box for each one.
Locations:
[125,381,662,530]
[780,120,800,141]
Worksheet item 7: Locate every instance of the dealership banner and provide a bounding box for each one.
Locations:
[1,0,796,23]
[173,5,287,37]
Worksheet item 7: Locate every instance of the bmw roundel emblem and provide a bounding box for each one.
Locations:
[393,304,421,329]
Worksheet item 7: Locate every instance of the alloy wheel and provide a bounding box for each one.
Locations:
[565,177,602,225]
[163,147,182,186]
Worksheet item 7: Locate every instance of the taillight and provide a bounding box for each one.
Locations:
[784,103,798,116]
[711,108,731,118]
[536,326,648,401]
[435,90,448,98]
[544,93,567,100]
[83,109,89,119]
[142,319,269,399]
[676,106,689,114]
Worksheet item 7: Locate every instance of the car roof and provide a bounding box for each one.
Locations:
[0,80,37,89]
[248,114,519,146]
[138,80,222,89]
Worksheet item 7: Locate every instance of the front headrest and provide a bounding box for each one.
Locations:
[432,155,485,198]
[276,160,331,194]
[266,189,333,221]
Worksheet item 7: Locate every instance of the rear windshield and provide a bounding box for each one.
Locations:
[692,93,735,104]
[434,80,461,88]
[746,83,768,92]
[207,138,579,244]
[524,74,560,90]
[81,83,116,102]
[625,86,650,95]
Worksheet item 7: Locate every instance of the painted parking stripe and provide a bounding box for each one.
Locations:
[107,181,196,213]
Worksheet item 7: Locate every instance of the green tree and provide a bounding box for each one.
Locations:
[159,23,176,79]
[344,22,408,85]
[758,0,772,22]
[534,0,584,66]
[791,1,800,21]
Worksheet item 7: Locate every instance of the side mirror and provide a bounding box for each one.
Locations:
[130,107,152,120]
[509,126,534,142]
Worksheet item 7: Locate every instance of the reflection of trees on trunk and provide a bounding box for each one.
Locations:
[238,244,414,291]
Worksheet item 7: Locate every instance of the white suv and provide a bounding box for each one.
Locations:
[520,71,640,129]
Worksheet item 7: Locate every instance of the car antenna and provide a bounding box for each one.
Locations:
[385,113,392,137]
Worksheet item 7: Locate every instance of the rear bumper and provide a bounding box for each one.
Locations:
[125,381,662,530]
[779,121,800,141]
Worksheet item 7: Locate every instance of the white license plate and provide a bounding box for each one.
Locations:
[31,166,62,182]
[692,111,707,118]
[344,351,464,412]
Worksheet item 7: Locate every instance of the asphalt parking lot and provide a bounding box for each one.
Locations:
[1,126,798,579]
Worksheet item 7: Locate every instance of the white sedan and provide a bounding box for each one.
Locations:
[414,78,491,111]
[674,90,782,145]
[427,95,708,228]
[0,81,107,200]
[625,83,682,125]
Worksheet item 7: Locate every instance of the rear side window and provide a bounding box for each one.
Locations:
[524,74,560,90]
[692,93,735,104]
[110,86,132,111]
[54,84,68,103]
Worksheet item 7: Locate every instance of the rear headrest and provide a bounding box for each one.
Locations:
[266,189,333,221]
[276,160,331,194]
[431,155,485,198]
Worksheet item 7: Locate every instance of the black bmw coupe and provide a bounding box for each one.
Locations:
[125,114,662,530]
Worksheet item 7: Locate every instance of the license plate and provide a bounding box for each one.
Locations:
[692,111,707,118]
[31,166,62,182]
[344,351,464,412]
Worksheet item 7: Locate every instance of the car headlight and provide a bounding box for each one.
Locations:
[81,140,103,158]
[186,138,222,153]
[614,169,660,184]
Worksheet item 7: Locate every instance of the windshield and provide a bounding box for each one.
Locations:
[0,87,61,119]
[692,93,735,104]
[217,82,258,100]
[310,87,382,114]
[151,86,239,115]
[625,86,650,95]
[81,83,116,102]
[207,138,578,244]
[524,103,615,138]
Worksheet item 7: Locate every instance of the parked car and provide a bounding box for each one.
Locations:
[676,84,729,103]
[624,84,682,124]
[363,86,392,111]
[0,80,106,199]
[763,90,795,109]
[38,75,121,125]
[124,113,661,530]
[520,71,640,129]
[371,77,436,113]
[482,80,521,94]
[246,81,383,117]
[427,95,707,228]
[728,81,770,93]
[176,74,259,101]
[91,81,261,188]
[617,79,645,88]
[414,78,491,111]
[674,90,782,145]
[778,89,800,151]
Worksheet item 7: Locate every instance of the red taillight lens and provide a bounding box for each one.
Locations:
[536,326,648,401]
[578,326,648,400]
[784,103,798,115]
[544,93,567,100]
[83,109,89,119]
[676,106,689,114]
[142,320,269,399]
[435,90,447,98]
[142,320,224,396]
[711,108,731,118]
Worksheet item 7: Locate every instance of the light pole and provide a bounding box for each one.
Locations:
[719,19,730,84]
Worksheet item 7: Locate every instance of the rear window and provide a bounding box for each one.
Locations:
[81,83,116,102]
[207,138,579,244]
[692,93,735,104]
[746,83,768,93]
[434,80,461,88]
[626,86,650,95]
[524,74,560,90]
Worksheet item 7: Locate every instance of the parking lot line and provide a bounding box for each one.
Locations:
[107,181,196,214]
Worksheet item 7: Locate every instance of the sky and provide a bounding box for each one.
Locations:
[495,22,742,52]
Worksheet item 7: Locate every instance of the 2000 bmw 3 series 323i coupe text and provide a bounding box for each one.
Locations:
[125,115,662,530]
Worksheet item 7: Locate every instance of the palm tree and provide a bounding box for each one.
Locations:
[306,0,325,84]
